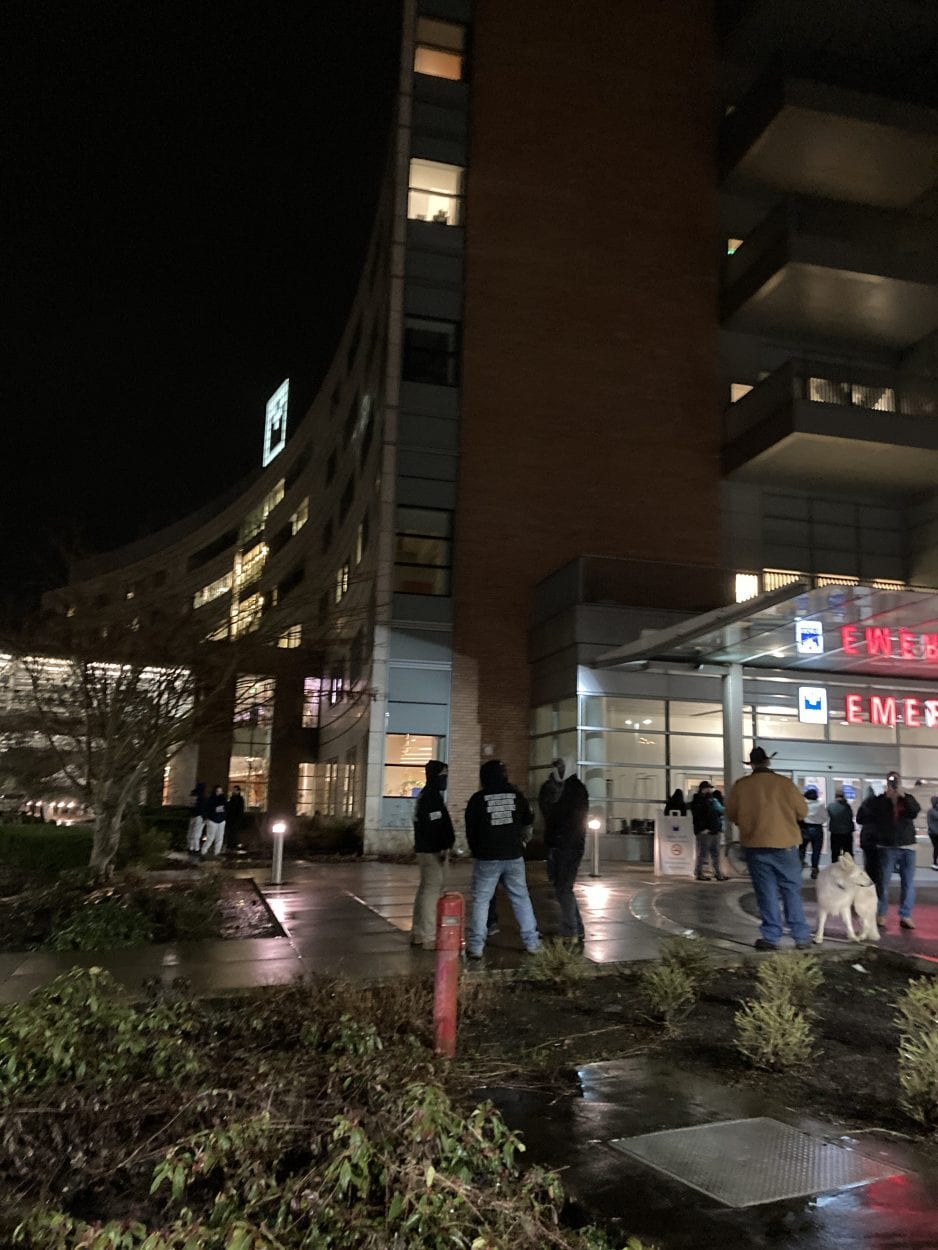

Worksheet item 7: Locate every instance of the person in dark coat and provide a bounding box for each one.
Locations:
[465,759,540,958]
[664,789,687,816]
[871,772,920,930]
[544,772,590,941]
[226,785,246,848]
[202,785,228,857]
[411,760,455,950]
[857,786,879,886]
[187,781,206,855]
[826,790,855,862]
[691,781,727,881]
[538,758,566,821]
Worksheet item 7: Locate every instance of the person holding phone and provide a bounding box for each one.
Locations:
[870,772,921,930]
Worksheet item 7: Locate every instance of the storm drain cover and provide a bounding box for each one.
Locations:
[609,1117,901,1208]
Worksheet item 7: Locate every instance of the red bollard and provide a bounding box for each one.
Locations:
[433,891,464,1058]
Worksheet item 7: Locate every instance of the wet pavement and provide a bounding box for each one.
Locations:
[0,857,936,1001]
[482,1057,938,1249]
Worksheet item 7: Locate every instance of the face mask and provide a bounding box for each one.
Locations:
[438,774,448,792]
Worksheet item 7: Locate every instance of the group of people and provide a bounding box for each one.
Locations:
[411,755,589,958]
[187,781,245,858]
[726,748,933,948]
[665,783,731,881]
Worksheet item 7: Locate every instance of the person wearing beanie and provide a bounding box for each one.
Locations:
[411,760,455,950]
[725,746,811,951]
[464,759,540,958]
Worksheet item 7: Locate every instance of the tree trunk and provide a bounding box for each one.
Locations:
[89,800,127,880]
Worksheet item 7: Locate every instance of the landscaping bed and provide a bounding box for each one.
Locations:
[0,872,280,951]
[0,943,933,1247]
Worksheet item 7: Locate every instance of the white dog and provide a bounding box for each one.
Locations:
[813,852,880,945]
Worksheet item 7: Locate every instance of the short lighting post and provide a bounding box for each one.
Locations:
[588,817,602,878]
[270,819,288,886]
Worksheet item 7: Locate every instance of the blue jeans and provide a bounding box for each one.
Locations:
[799,825,823,871]
[468,858,540,955]
[877,846,916,919]
[744,846,811,946]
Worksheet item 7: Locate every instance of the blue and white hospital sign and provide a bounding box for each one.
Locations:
[795,620,824,655]
[798,686,829,725]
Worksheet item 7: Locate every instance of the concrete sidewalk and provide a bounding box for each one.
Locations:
[1,857,936,1001]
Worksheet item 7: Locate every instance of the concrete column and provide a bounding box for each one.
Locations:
[722,662,743,813]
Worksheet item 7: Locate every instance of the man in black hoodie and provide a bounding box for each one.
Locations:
[544,771,590,940]
[465,759,540,958]
[411,760,455,950]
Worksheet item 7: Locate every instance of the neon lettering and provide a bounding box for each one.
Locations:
[870,696,896,727]
[898,629,917,659]
[845,694,864,724]
[904,698,922,728]
[926,700,938,729]
[841,625,860,655]
[865,628,893,657]
[925,633,938,662]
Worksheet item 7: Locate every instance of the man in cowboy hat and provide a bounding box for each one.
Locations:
[725,746,811,951]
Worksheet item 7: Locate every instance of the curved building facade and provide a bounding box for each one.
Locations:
[47,0,938,851]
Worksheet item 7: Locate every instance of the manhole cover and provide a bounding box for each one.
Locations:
[609,1117,902,1208]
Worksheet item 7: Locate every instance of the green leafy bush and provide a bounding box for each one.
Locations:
[526,939,590,994]
[898,1030,938,1127]
[640,960,697,1029]
[735,997,814,1070]
[0,966,201,1100]
[0,824,93,874]
[895,976,938,1036]
[658,936,714,988]
[290,814,364,857]
[45,897,152,950]
[116,824,173,869]
[754,951,824,1009]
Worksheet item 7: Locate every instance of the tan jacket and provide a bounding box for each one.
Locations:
[725,768,808,849]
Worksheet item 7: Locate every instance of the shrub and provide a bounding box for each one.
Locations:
[526,939,590,994]
[735,997,814,1071]
[290,814,363,857]
[0,824,93,874]
[898,1030,938,1127]
[0,966,201,1099]
[640,959,697,1029]
[755,951,824,1010]
[45,896,152,950]
[116,824,173,869]
[895,977,938,1036]
[658,936,714,987]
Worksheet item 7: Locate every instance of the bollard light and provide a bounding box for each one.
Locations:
[588,816,602,878]
[270,819,288,886]
[587,818,601,832]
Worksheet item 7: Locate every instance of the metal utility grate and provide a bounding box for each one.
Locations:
[609,1117,902,1208]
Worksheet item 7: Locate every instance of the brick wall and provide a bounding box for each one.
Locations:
[451,0,722,792]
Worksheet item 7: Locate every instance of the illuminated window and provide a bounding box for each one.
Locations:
[343,747,358,817]
[296,762,318,815]
[730,382,753,403]
[394,507,451,596]
[408,158,464,226]
[231,592,264,637]
[241,480,285,543]
[816,574,859,588]
[302,677,321,728]
[335,560,350,603]
[235,541,267,590]
[384,733,444,797]
[762,568,804,592]
[233,675,275,726]
[278,624,302,649]
[735,573,759,602]
[290,498,308,535]
[193,572,232,610]
[414,17,464,80]
[726,237,743,255]
[403,317,459,385]
[329,668,344,705]
[356,511,370,565]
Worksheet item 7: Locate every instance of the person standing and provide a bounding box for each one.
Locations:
[799,787,827,879]
[927,796,938,871]
[187,781,206,856]
[226,784,246,849]
[826,790,855,863]
[691,781,726,881]
[465,759,540,959]
[411,760,455,951]
[872,772,921,930]
[202,785,227,858]
[538,758,566,822]
[725,746,812,951]
[544,770,589,941]
[857,786,879,883]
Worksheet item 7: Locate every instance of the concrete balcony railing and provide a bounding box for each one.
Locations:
[723,358,938,495]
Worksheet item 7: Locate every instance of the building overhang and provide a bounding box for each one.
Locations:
[593,583,938,682]
[721,77,938,209]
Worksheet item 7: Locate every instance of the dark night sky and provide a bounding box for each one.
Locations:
[2,1,402,623]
